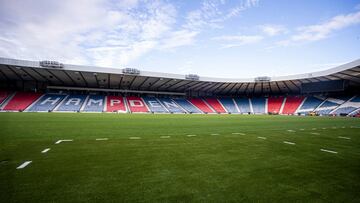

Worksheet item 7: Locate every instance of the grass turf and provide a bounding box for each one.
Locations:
[0,113,360,202]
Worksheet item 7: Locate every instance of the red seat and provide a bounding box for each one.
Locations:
[188,98,214,113]
[282,96,304,114]
[0,90,10,105]
[267,97,284,114]
[3,92,42,111]
[106,96,127,112]
[126,96,149,112]
[205,98,226,113]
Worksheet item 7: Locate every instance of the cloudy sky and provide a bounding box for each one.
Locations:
[0,0,359,78]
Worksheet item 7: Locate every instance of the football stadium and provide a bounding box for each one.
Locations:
[1,0,360,202]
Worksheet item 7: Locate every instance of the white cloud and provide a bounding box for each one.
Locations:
[0,0,259,68]
[259,24,287,36]
[212,35,263,48]
[279,10,360,45]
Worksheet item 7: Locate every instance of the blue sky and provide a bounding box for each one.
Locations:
[0,0,359,78]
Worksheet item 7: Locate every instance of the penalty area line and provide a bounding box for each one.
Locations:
[96,138,108,141]
[16,161,32,169]
[257,137,266,140]
[338,136,351,140]
[41,148,51,153]
[186,134,197,137]
[283,141,295,145]
[320,149,338,154]
[55,139,73,144]
[129,137,141,140]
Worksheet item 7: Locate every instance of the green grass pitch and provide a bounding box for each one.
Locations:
[1,113,360,202]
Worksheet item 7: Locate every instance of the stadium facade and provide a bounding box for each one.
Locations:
[0,57,359,116]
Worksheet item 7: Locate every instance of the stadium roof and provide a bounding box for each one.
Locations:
[1,57,360,95]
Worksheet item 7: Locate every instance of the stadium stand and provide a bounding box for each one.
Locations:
[234,98,251,114]
[173,98,201,113]
[0,90,11,106]
[218,98,239,113]
[282,96,304,115]
[331,96,360,115]
[126,96,149,113]
[142,97,168,113]
[297,96,324,114]
[315,96,351,115]
[106,96,127,112]
[188,98,215,113]
[3,92,42,111]
[55,94,87,112]
[83,95,105,112]
[28,94,67,112]
[204,98,227,113]
[267,96,284,114]
[157,98,186,113]
[251,98,266,114]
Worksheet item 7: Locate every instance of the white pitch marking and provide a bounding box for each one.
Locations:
[322,128,326,130]
[16,161,32,169]
[41,148,50,153]
[129,137,141,139]
[320,149,338,154]
[257,137,266,140]
[312,128,317,130]
[55,139,73,144]
[311,132,320,135]
[341,126,345,129]
[186,134,197,137]
[96,138,108,141]
[283,141,295,145]
[232,133,245,135]
[160,136,170,139]
[338,136,351,140]
[211,133,219,135]
[287,130,295,132]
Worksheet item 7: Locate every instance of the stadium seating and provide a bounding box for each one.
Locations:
[28,94,67,112]
[3,92,42,111]
[173,98,201,113]
[157,98,186,113]
[251,98,266,114]
[332,96,360,115]
[0,90,11,106]
[315,96,351,115]
[55,94,87,112]
[218,98,239,113]
[234,98,251,114]
[282,96,304,115]
[126,96,149,113]
[188,98,215,113]
[297,96,324,114]
[142,97,168,113]
[267,97,284,114]
[83,95,105,112]
[106,96,127,112]
[204,98,227,113]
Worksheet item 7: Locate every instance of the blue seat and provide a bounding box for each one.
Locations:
[234,98,251,113]
[173,98,201,113]
[56,95,87,112]
[158,98,185,113]
[142,97,168,113]
[28,94,66,112]
[83,95,105,112]
[251,98,266,114]
[218,98,238,113]
[298,96,323,113]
